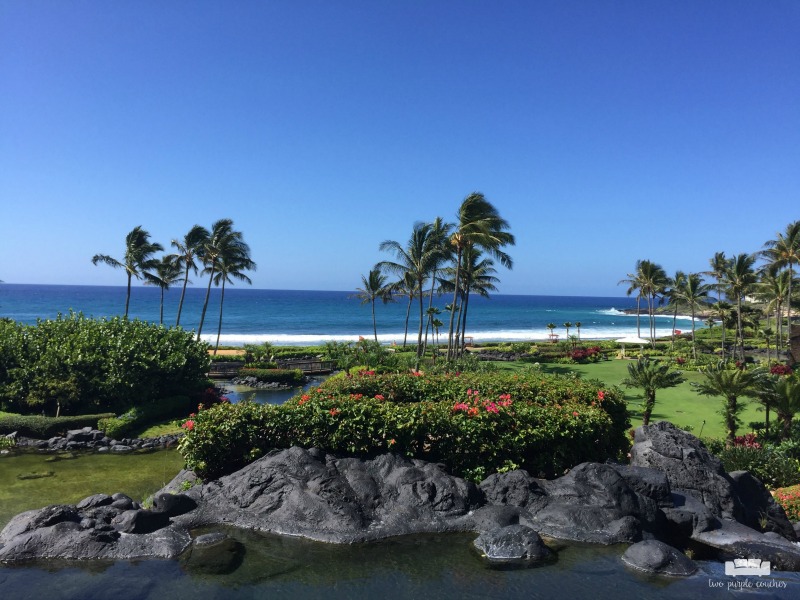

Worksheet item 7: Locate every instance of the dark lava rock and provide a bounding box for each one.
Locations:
[111,509,170,534]
[693,519,800,572]
[481,463,662,544]
[76,494,114,510]
[630,421,740,520]
[174,446,482,542]
[473,524,553,565]
[151,493,197,517]
[621,540,697,576]
[729,470,797,541]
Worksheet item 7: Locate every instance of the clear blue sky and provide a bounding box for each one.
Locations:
[1,1,798,296]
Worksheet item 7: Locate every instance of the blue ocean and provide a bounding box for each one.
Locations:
[0,284,700,346]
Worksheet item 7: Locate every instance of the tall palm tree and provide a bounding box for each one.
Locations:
[353,268,393,342]
[755,264,792,356]
[711,300,734,360]
[675,273,710,360]
[446,193,514,360]
[377,221,440,357]
[92,226,164,317]
[422,217,453,357]
[665,271,687,351]
[197,219,248,341]
[724,253,758,362]
[143,255,182,325]
[622,358,686,426]
[575,321,582,341]
[170,224,210,327]
[440,246,499,353]
[211,248,256,354]
[640,260,668,345]
[693,364,764,442]
[563,322,572,341]
[704,252,732,360]
[762,220,800,324]
[390,271,417,349]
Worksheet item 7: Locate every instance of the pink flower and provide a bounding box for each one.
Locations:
[182,420,195,431]
[375,394,385,400]
[597,390,605,401]
[572,411,579,417]
[329,408,340,416]
[485,403,499,414]
[453,402,470,412]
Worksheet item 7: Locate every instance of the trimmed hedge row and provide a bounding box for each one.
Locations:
[238,368,305,386]
[0,413,116,438]
[179,371,629,481]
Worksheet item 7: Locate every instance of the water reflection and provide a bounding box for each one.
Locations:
[221,375,330,406]
[3,529,799,599]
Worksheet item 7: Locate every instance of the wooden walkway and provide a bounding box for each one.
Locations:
[208,359,337,379]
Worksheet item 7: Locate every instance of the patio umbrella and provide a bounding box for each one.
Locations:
[615,336,650,358]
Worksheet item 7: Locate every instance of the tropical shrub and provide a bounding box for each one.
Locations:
[773,484,800,521]
[0,314,210,414]
[178,371,629,481]
[717,445,800,489]
[237,368,305,386]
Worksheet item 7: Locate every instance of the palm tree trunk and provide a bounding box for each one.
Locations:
[422,269,437,355]
[125,273,132,318]
[197,265,216,341]
[159,288,165,325]
[402,293,412,348]
[690,305,697,360]
[446,247,463,361]
[636,296,642,338]
[671,307,678,352]
[371,298,378,342]
[460,288,472,355]
[214,279,227,354]
[176,264,190,326]
[416,286,425,368]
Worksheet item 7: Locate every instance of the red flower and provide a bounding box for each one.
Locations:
[182,420,195,431]
[329,408,340,416]
[572,411,579,417]
[597,390,605,401]
[375,394,385,400]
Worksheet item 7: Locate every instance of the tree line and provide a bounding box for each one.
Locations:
[354,192,515,368]
[92,219,255,352]
[619,220,799,363]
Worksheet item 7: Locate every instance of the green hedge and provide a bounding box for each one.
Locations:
[179,371,629,481]
[0,413,116,438]
[238,368,305,386]
[98,395,192,440]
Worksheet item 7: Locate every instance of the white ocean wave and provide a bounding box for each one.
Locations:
[203,324,693,347]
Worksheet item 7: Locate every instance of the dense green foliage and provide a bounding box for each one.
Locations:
[717,445,800,489]
[0,314,210,415]
[178,370,629,481]
[238,368,305,386]
[0,413,115,437]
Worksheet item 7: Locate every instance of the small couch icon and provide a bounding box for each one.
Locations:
[724,558,771,577]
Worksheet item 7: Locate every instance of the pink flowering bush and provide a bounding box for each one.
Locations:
[179,371,628,481]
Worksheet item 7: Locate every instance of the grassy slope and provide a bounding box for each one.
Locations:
[495,359,764,440]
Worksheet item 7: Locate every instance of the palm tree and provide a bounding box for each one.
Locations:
[638,260,668,345]
[693,364,764,442]
[665,271,687,351]
[622,358,686,426]
[546,322,557,342]
[762,220,800,325]
[563,322,572,340]
[377,221,441,358]
[575,321,582,341]
[758,375,800,440]
[440,246,499,354]
[143,255,182,325]
[422,217,453,357]
[92,226,164,317]
[197,219,248,341]
[711,300,735,359]
[756,263,794,358]
[724,253,758,362]
[618,269,644,339]
[391,271,417,349]
[675,273,710,360]
[354,268,393,342]
[704,252,732,360]
[446,193,514,360]
[170,224,210,327]
[211,248,256,354]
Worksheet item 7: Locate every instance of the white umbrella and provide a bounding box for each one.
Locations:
[615,336,650,358]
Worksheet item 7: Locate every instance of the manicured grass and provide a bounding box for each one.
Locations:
[494,359,764,440]
[134,419,184,438]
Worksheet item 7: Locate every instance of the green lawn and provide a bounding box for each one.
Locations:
[495,358,764,440]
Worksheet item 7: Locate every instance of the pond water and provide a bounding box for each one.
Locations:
[2,441,799,597]
[221,375,329,406]
[2,527,799,599]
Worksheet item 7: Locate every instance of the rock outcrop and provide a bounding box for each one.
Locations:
[2,421,799,574]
